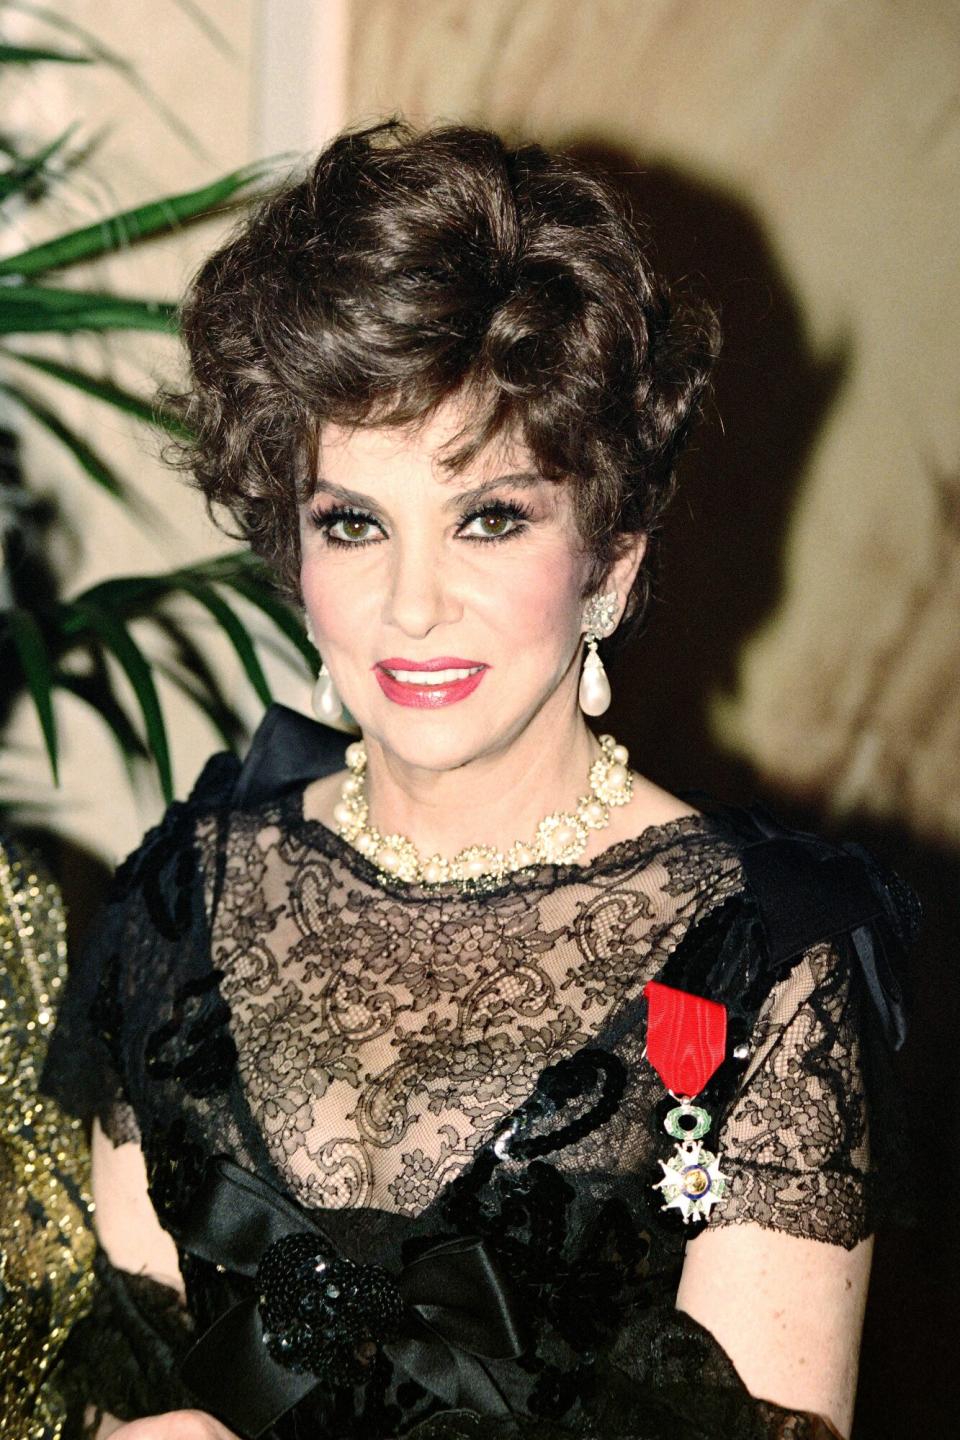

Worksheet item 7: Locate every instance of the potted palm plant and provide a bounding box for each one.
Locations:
[0,33,315,810]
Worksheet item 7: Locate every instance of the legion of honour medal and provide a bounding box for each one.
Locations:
[643,979,730,1224]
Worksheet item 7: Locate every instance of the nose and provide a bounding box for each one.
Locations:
[381,532,458,637]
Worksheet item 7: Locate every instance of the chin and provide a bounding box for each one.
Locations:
[360,703,517,774]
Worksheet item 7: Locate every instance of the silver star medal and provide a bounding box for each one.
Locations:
[653,1100,729,1223]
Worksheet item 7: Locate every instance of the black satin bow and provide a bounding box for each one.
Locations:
[714,800,918,1050]
[178,1158,528,1439]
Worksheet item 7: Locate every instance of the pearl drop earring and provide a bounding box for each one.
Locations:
[312,663,344,724]
[579,591,617,717]
[304,617,344,724]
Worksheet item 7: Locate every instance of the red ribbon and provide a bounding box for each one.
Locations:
[643,981,727,1098]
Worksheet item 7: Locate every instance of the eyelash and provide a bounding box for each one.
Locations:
[308,499,533,550]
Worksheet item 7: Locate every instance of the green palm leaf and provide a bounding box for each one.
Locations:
[0,165,268,278]
[62,573,170,622]
[175,577,273,706]
[0,379,128,499]
[74,557,306,686]
[4,0,215,161]
[0,128,75,204]
[0,42,88,63]
[200,560,316,671]
[0,285,175,334]
[5,608,59,781]
[68,599,173,801]
[7,352,191,436]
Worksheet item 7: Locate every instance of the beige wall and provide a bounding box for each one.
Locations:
[5,0,958,862]
[346,0,960,846]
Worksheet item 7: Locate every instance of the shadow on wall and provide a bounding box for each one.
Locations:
[567,141,849,802]
[569,140,957,1440]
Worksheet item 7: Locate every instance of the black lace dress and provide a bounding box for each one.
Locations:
[40,705,920,1440]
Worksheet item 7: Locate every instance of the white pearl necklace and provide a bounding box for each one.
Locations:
[332,733,635,887]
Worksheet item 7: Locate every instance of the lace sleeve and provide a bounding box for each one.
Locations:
[710,941,873,1248]
[39,876,142,1147]
[40,752,239,1149]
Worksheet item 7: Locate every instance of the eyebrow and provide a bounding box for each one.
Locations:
[309,471,545,515]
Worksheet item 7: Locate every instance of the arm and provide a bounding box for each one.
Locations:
[92,1120,185,1296]
[672,936,881,1440]
[91,1122,242,1440]
[677,1222,872,1439]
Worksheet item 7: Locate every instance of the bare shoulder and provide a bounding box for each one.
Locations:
[605,771,703,844]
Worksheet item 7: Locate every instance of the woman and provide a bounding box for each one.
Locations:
[41,120,918,1440]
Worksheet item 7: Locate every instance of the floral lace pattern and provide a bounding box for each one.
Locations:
[193,788,870,1246]
[715,942,870,1242]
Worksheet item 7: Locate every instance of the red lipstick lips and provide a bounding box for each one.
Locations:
[373,657,489,709]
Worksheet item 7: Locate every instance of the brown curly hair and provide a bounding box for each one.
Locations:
[164,117,719,648]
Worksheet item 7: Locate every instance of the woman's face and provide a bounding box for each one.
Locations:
[299,400,624,775]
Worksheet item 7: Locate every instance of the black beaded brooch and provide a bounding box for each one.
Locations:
[257,1232,406,1380]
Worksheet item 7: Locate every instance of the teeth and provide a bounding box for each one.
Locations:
[386,666,483,685]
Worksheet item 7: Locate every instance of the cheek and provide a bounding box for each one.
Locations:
[475,544,585,647]
[299,551,369,652]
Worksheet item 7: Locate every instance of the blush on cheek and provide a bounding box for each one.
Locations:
[300,559,380,709]
[299,569,339,654]
[500,552,585,647]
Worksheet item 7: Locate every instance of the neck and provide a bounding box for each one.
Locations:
[360,697,601,860]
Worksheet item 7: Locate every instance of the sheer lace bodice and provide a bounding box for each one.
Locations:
[201,795,753,1221]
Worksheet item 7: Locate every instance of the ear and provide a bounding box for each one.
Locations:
[606,532,647,627]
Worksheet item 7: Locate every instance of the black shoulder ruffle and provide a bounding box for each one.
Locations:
[702,800,921,1051]
[106,704,349,937]
[230,703,351,811]
[109,703,346,900]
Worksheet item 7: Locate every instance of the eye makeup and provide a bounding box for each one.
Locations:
[308,497,534,550]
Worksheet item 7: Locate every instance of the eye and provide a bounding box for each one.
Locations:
[332,515,376,543]
[310,507,382,548]
[459,501,531,543]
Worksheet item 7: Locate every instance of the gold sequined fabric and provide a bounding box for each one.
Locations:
[0,836,96,1440]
